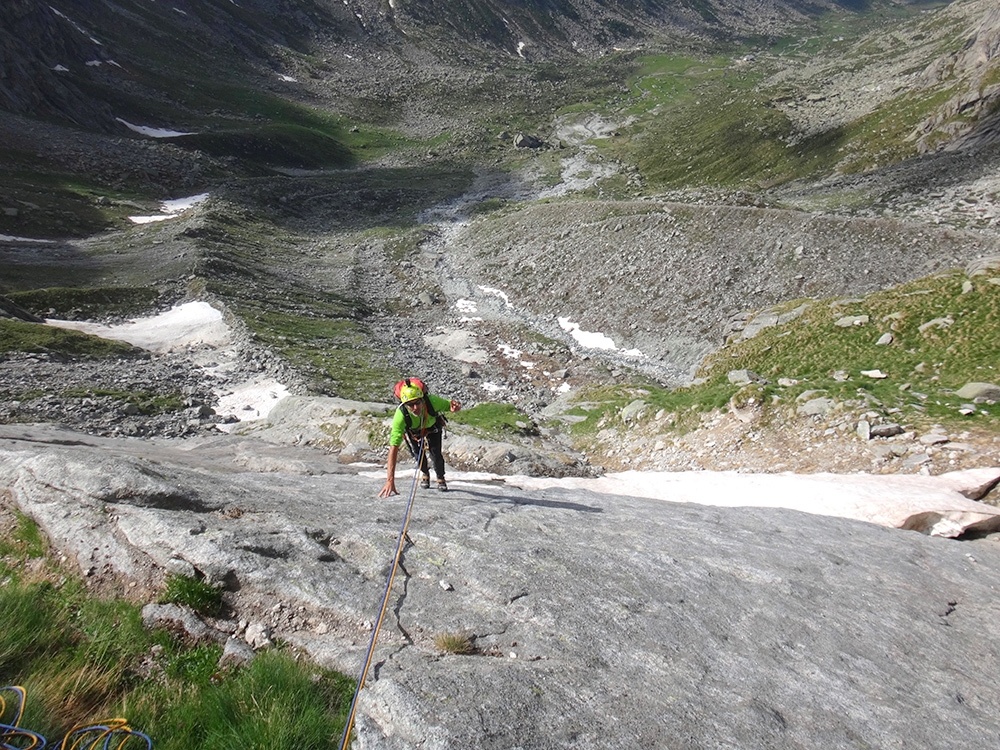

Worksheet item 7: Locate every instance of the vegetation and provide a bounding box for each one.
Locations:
[447,402,537,439]
[0,319,136,358]
[432,631,474,655]
[565,269,1000,436]
[0,505,354,749]
[697,270,1000,428]
[7,287,163,320]
[157,574,224,618]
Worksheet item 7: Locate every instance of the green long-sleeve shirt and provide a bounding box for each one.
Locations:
[388,393,451,447]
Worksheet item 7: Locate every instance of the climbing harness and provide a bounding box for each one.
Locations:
[338,433,427,750]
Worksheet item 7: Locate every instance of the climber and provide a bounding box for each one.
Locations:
[378,379,460,497]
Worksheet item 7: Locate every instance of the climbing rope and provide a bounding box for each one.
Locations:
[0,686,44,750]
[58,719,152,750]
[0,687,151,750]
[338,434,427,750]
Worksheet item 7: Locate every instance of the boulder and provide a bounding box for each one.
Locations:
[5,427,1000,749]
[727,369,765,386]
[956,382,1000,402]
[513,133,544,149]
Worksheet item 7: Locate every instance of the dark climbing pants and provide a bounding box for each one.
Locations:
[414,430,445,480]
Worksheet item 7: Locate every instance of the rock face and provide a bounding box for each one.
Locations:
[0,0,114,130]
[3,425,1000,748]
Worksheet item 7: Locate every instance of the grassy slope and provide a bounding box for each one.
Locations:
[560,267,1000,439]
[0,507,353,749]
[582,2,968,192]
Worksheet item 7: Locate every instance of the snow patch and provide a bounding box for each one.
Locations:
[0,235,56,244]
[558,316,646,358]
[47,301,228,353]
[503,469,1000,537]
[479,286,514,309]
[558,317,616,350]
[129,193,209,224]
[116,118,196,138]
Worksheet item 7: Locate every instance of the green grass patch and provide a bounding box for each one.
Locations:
[447,402,537,439]
[624,70,846,189]
[562,270,1000,438]
[175,124,353,170]
[0,168,139,239]
[0,319,136,358]
[561,380,738,438]
[0,509,48,559]
[0,505,353,749]
[158,574,224,618]
[8,287,162,320]
[834,86,959,174]
[240,309,398,401]
[694,271,1000,429]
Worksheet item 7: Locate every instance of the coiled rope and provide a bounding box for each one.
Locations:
[0,687,151,749]
[338,434,427,750]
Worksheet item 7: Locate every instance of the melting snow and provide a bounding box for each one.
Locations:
[47,301,228,353]
[558,317,616,350]
[558,316,646,358]
[0,235,56,244]
[116,118,196,138]
[479,286,514,308]
[129,193,209,224]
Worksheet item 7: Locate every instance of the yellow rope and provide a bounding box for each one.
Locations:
[338,434,426,749]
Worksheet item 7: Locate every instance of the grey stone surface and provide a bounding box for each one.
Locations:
[796,397,835,416]
[956,382,1000,402]
[727,369,764,386]
[140,603,224,643]
[3,425,1000,748]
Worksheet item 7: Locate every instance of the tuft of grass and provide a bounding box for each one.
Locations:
[0,509,48,559]
[125,650,353,749]
[158,574,224,618]
[433,631,474,655]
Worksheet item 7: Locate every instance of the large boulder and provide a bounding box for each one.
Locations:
[3,426,1000,748]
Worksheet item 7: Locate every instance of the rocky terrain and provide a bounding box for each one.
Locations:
[4,0,1000,747]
